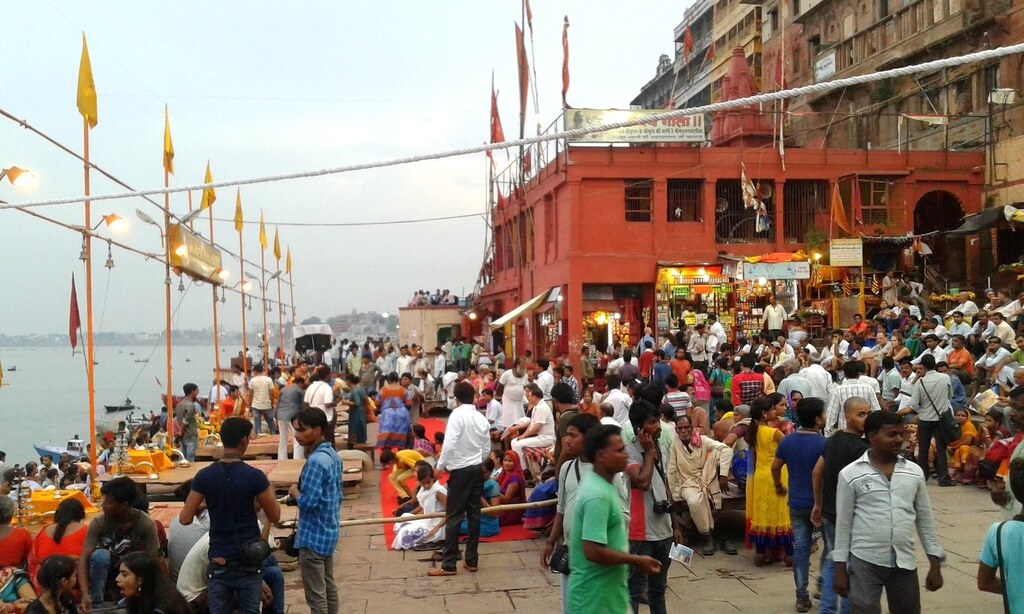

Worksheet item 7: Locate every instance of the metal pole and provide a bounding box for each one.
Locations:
[164,166,174,440]
[209,199,222,404]
[240,230,248,379]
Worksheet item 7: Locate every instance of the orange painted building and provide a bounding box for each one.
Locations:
[476,53,986,364]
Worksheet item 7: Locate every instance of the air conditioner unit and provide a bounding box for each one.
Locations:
[989,89,1016,105]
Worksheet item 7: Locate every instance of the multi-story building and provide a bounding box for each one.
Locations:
[476,52,985,365]
[632,0,716,112]
[711,0,763,100]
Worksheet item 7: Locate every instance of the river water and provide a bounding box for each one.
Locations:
[0,344,223,464]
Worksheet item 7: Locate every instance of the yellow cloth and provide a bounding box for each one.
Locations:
[125,449,173,473]
[747,426,791,539]
[29,489,97,516]
[395,449,425,469]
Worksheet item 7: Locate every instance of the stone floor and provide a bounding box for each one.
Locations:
[280,469,1005,614]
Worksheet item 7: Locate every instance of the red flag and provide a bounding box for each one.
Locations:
[704,41,716,64]
[851,176,863,225]
[523,149,532,175]
[561,16,570,108]
[69,273,82,352]
[830,183,852,237]
[525,0,533,33]
[515,22,529,136]
[488,73,505,162]
[683,27,694,64]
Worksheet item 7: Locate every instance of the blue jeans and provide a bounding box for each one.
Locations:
[88,549,112,604]
[206,562,263,614]
[262,555,284,614]
[628,537,672,614]
[181,435,198,462]
[791,508,813,601]
[819,518,852,614]
[253,409,277,436]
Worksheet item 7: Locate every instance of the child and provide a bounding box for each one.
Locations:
[380,447,426,504]
[460,459,501,538]
[947,408,978,484]
[412,424,436,461]
[432,431,445,457]
[482,388,503,436]
[391,464,448,550]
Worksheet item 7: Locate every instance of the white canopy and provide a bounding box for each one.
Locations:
[489,288,556,329]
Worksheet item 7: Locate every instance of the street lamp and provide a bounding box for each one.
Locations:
[93,213,128,233]
[0,166,35,189]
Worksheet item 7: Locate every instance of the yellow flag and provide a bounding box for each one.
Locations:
[200,162,216,209]
[273,228,281,261]
[234,189,243,233]
[76,33,98,128]
[163,105,174,174]
[259,210,267,249]
[285,247,292,274]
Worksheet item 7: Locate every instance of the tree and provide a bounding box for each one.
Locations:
[300,316,322,325]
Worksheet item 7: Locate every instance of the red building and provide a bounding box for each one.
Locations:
[476,51,985,365]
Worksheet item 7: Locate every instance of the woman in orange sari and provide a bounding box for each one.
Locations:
[27,499,88,591]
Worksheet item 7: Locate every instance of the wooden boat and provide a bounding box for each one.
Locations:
[34,437,87,462]
[104,398,136,413]
[6,365,15,372]
[134,358,149,363]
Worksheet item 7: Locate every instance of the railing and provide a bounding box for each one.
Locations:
[783,180,828,243]
[715,179,773,243]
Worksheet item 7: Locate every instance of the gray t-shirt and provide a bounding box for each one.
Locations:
[626,440,673,541]
[558,458,630,540]
[277,384,305,423]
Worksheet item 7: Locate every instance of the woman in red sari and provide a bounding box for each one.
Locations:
[27,499,88,590]
[496,452,526,526]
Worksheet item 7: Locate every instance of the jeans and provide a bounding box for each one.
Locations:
[252,408,277,436]
[277,417,304,461]
[262,555,285,614]
[628,537,672,614]
[819,518,852,614]
[791,508,814,601]
[87,549,112,604]
[917,420,949,482]
[206,562,263,614]
[441,465,483,572]
[181,435,198,462]
[847,555,921,614]
[298,548,338,614]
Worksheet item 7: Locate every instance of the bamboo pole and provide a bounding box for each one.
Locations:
[82,118,98,467]
[239,227,248,379]
[209,195,222,404]
[163,165,174,440]
[336,498,556,528]
[260,226,268,363]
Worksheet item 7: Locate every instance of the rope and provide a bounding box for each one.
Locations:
[336,498,556,527]
[5,42,1023,212]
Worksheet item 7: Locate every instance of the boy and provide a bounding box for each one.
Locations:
[380,447,426,504]
[773,398,827,612]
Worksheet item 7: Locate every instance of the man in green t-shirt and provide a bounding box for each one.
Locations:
[568,424,660,614]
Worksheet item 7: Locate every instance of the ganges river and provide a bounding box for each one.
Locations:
[0,344,223,464]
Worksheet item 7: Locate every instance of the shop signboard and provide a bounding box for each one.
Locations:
[742,261,811,280]
[830,238,864,267]
[564,108,705,143]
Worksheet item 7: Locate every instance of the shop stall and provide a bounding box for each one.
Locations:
[655,264,736,340]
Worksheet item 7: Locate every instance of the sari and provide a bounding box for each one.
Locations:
[497,453,526,526]
[376,385,412,449]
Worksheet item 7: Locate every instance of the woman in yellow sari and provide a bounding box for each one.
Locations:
[745,395,794,566]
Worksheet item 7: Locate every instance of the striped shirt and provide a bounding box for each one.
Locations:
[824,381,883,436]
[295,442,342,557]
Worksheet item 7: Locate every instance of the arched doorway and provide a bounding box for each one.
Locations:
[914,190,966,284]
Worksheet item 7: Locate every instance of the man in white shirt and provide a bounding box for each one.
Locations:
[510,384,557,471]
[911,335,948,366]
[601,374,632,424]
[687,324,710,372]
[946,311,972,339]
[800,360,832,400]
[430,381,491,577]
[991,312,1016,346]
[208,380,229,407]
[824,362,883,436]
[433,347,447,382]
[945,292,979,319]
[762,296,788,339]
[396,345,415,377]
[247,364,277,436]
[976,337,1012,385]
[302,365,336,446]
[708,314,727,345]
[535,358,555,400]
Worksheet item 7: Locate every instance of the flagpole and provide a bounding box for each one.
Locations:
[82,118,98,469]
[163,165,174,442]
[209,200,222,404]
[259,215,268,365]
[239,218,248,380]
[276,269,284,363]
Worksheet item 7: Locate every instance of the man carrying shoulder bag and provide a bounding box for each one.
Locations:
[179,417,281,613]
[898,354,957,487]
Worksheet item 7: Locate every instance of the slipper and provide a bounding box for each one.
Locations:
[700,543,717,557]
[463,563,479,573]
[427,568,457,577]
[719,540,738,555]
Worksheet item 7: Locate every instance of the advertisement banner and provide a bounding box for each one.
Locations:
[564,108,705,143]
[830,238,864,267]
[743,261,811,280]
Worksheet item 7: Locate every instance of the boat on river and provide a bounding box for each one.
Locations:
[104,397,136,413]
[34,437,87,462]
[6,365,15,372]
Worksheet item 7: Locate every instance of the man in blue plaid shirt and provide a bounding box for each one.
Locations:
[289,408,342,614]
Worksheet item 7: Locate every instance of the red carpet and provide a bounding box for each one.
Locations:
[379,418,538,550]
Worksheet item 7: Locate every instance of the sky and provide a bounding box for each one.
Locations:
[1,0,685,336]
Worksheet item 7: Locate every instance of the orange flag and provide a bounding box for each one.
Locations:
[830,183,852,237]
[561,16,570,108]
[515,22,529,136]
[273,227,281,262]
[69,274,82,353]
[258,210,267,249]
[488,72,505,163]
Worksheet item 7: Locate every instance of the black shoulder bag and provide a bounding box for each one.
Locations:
[549,459,582,576]
[217,461,272,568]
[920,378,960,442]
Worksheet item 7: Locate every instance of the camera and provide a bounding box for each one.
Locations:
[653,500,672,515]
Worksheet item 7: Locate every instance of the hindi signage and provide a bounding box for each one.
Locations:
[815,51,836,82]
[743,261,811,280]
[830,238,864,267]
[169,224,225,285]
[564,108,705,143]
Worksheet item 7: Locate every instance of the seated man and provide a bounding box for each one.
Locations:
[666,414,736,556]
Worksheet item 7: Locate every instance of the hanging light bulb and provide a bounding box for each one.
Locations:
[104,241,115,269]
[79,236,88,261]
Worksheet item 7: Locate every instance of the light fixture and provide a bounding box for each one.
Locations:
[1,166,35,188]
[595,312,608,325]
[468,312,478,320]
[556,294,564,302]
[164,275,172,286]
[382,312,389,318]
[265,300,272,313]
[99,214,129,233]
[812,252,822,262]
[220,287,226,303]
[216,268,230,281]
[246,296,253,311]
[174,244,188,257]
[104,241,115,269]
[179,208,204,225]
[136,209,159,227]
[78,236,88,261]
[757,277,768,287]
[612,312,621,321]
[178,279,185,292]
[242,280,253,293]
[268,270,282,281]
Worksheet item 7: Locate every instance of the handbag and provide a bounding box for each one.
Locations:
[549,459,583,576]
[218,461,272,568]
[920,378,961,442]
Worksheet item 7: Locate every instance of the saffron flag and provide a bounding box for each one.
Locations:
[561,16,570,108]
[69,273,82,353]
[830,183,852,236]
[851,176,863,225]
[704,41,716,65]
[163,105,174,175]
[76,33,98,128]
[515,22,529,135]
[273,227,281,262]
[259,210,267,249]
[488,72,505,161]
[285,247,292,274]
[525,0,533,33]
[200,163,216,210]
[683,26,694,65]
[523,149,532,175]
[234,189,244,233]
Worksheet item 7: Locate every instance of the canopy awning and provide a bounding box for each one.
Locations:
[582,299,620,313]
[946,205,1023,236]
[489,288,555,329]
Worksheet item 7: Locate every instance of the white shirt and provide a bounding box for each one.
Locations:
[977,347,1011,370]
[705,334,721,357]
[856,374,881,394]
[824,380,884,436]
[946,300,979,318]
[168,512,209,577]
[603,388,632,425]
[525,400,556,442]
[709,321,727,344]
[600,416,620,426]
[763,304,787,330]
[436,403,491,472]
[993,321,1016,345]
[176,533,210,602]
[948,322,973,338]
[208,384,228,405]
[801,364,832,400]
[911,346,948,366]
[485,398,503,428]
[995,300,1021,319]
[303,380,335,421]
[687,334,708,362]
[536,370,555,400]
[396,355,414,377]
[434,355,446,377]
[248,374,274,410]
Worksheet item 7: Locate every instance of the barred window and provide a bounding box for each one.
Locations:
[667,179,702,222]
[625,179,653,222]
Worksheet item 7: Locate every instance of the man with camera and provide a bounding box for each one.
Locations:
[624,400,677,614]
[179,417,281,614]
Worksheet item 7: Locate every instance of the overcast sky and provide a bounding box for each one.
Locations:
[1,1,684,335]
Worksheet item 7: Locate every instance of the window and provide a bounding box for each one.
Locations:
[625,179,654,222]
[767,8,778,36]
[667,179,703,222]
[783,180,828,242]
